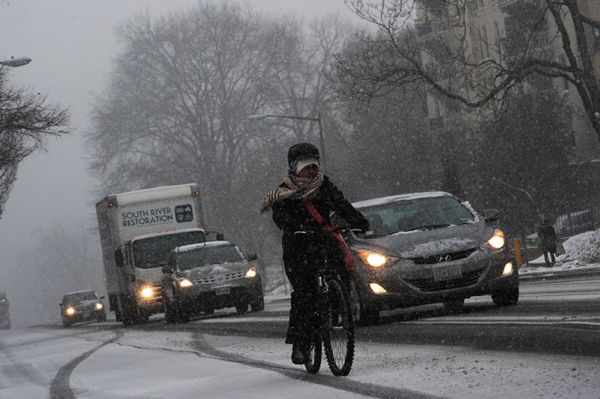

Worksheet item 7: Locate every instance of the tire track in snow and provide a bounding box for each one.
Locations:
[49,330,123,399]
[0,337,48,388]
[190,331,443,399]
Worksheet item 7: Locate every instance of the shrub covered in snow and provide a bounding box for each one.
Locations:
[562,228,600,264]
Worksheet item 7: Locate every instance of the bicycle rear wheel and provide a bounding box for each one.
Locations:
[323,279,355,376]
[304,336,322,374]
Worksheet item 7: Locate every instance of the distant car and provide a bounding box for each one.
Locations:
[0,292,10,330]
[60,290,107,327]
[161,240,264,323]
[347,191,519,325]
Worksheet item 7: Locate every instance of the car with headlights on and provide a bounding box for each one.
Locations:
[60,290,107,327]
[161,240,263,323]
[346,191,518,325]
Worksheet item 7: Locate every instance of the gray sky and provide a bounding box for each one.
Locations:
[0,1,363,269]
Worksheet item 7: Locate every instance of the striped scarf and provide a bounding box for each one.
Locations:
[260,173,324,213]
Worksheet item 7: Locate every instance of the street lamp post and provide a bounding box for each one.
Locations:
[247,113,326,171]
[0,57,32,68]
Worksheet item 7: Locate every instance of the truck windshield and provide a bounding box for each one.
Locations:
[133,231,206,269]
[177,245,244,270]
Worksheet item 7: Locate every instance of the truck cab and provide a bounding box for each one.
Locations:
[96,183,206,326]
[113,228,207,322]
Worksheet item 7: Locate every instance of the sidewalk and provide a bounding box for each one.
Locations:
[519,258,600,280]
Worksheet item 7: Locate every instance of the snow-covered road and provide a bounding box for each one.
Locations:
[1,274,599,398]
[1,325,599,399]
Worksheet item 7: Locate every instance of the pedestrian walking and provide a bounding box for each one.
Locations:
[537,218,557,266]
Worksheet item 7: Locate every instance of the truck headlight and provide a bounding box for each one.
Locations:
[95,302,104,310]
[487,229,506,250]
[138,285,155,299]
[65,307,76,316]
[178,278,193,288]
[245,267,257,279]
[358,250,398,268]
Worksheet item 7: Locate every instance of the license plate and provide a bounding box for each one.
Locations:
[432,264,463,282]
[214,286,231,295]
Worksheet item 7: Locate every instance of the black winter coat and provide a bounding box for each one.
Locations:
[272,176,369,268]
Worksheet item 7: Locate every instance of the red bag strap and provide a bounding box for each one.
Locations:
[303,199,354,270]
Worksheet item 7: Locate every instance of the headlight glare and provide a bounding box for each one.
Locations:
[139,286,155,298]
[487,229,506,249]
[65,307,76,316]
[178,278,193,288]
[95,302,104,310]
[245,267,257,278]
[358,250,397,268]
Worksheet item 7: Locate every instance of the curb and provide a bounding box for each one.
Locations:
[519,267,600,281]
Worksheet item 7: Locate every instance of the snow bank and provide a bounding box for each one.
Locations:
[522,228,600,274]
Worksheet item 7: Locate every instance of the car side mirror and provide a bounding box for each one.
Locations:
[114,249,124,267]
[162,265,172,274]
[247,253,258,261]
[483,209,501,222]
[100,296,104,300]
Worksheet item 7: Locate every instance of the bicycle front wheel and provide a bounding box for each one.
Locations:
[323,279,355,376]
[304,336,322,374]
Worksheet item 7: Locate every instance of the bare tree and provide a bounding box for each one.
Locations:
[0,69,70,219]
[344,0,600,140]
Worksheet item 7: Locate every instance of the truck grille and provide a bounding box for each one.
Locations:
[405,269,483,292]
[194,271,246,284]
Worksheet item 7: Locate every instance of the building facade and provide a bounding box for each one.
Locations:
[416,0,600,161]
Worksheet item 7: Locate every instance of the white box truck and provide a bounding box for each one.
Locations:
[96,183,206,325]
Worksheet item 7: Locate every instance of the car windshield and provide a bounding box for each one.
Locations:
[133,231,207,269]
[177,245,244,270]
[358,196,476,236]
[63,291,96,304]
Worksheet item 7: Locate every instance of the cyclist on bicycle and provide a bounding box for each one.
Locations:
[260,142,369,365]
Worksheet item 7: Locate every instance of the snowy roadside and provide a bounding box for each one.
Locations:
[203,333,600,399]
[519,228,600,277]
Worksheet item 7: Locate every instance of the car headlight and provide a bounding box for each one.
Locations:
[358,250,398,268]
[177,278,193,288]
[65,307,76,316]
[245,267,257,279]
[138,285,155,299]
[95,302,104,310]
[487,229,506,250]
[502,262,514,276]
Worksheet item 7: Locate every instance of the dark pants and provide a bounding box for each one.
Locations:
[285,262,319,345]
[541,242,556,266]
[543,249,556,266]
[282,234,347,346]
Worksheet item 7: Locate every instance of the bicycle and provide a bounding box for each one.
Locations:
[294,231,355,376]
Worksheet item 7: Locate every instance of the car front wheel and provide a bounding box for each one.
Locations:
[350,279,379,326]
[443,298,465,313]
[251,293,264,312]
[491,285,519,307]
